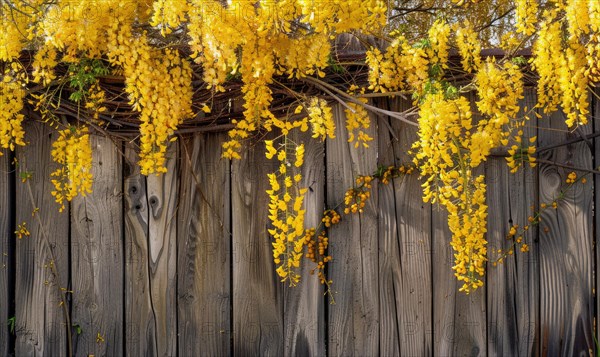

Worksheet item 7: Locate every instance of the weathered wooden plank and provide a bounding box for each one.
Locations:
[123,145,152,357]
[232,136,283,356]
[282,130,326,357]
[432,208,457,355]
[486,89,539,356]
[124,143,178,356]
[70,135,123,356]
[0,150,13,355]
[146,144,178,356]
[595,89,600,357]
[538,110,594,355]
[432,213,487,356]
[326,104,379,356]
[178,134,231,356]
[15,121,69,356]
[377,97,432,355]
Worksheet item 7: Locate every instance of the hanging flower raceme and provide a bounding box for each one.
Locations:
[0,65,27,154]
[50,126,93,212]
[532,7,591,127]
[308,98,335,140]
[515,0,538,36]
[266,136,308,286]
[455,22,482,73]
[108,22,193,174]
[413,93,488,293]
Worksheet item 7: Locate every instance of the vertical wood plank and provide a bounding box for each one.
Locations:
[124,143,178,356]
[486,90,539,356]
[326,104,379,356]
[71,135,123,356]
[0,151,12,355]
[595,89,600,357]
[15,121,68,356]
[432,208,456,355]
[123,145,151,356]
[146,144,178,356]
[282,130,326,357]
[178,134,231,356]
[538,110,594,355]
[231,138,283,356]
[377,98,433,355]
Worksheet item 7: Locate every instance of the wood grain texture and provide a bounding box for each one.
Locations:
[178,134,231,356]
[123,145,152,357]
[0,151,12,355]
[538,110,594,355]
[232,138,284,356]
[432,207,487,357]
[326,104,379,357]
[377,98,432,356]
[125,143,178,356]
[70,135,123,356]
[146,144,178,357]
[486,90,539,356]
[431,208,458,356]
[15,121,69,356]
[595,89,600,357]
[282,130,326,357]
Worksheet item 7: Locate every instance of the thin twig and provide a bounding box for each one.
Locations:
[302,76,418,127]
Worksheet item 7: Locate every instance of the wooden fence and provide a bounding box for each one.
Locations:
[0,89,599,356]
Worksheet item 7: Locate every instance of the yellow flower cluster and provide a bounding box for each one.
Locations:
[109,21,193,174]
[187,0,385,159]
[427,20,451,72]
[531,18,563,114]
[50,127,93,212]
[413,94,488,292]
[345,100,373,148]
[565,0,590,38]
[150,0,189,35]
[266,137,308,286]
[473,60,523,167]
[507,145,536,173]
[305,229,332,282]
[15,222,30,239]
[365,46,403,93]
[304,208,340,300]
[344,164,415,214]
[344,175,373,214]
[84,82,107,123]
[0,1,28,62]
[532,4,597,127]
[32,45,58,86]
[377,164,415,185]
[455,23,482,73]
[322,209,341,228]
[515,0,538,36]
[0,70,27,154]
[588,34,600,82]
[308,98,335,141]
[366,21,452,96]
[345,86,372,148]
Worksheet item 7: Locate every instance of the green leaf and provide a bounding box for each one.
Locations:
[69,92,83,102]
[73,323,82,335]
[7,316,15,334]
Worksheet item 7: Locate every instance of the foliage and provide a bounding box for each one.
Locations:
[1,0,599,293]
[7,316,15,335]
